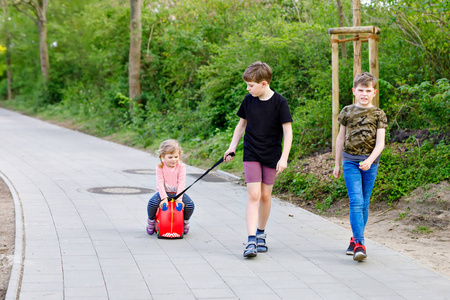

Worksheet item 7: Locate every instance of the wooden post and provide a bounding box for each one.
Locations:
[353,0,361,104]
[369,35,380,107]
[331,34,340,156]
[328,26,381,156]
[336,0,347,62]
[328,26,380,34]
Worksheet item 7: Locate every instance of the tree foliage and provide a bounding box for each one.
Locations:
[0,0,449,204]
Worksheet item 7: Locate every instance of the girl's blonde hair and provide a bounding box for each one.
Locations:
[157,139,182,168]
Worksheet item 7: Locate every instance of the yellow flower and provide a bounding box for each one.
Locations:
[0,45,6,54]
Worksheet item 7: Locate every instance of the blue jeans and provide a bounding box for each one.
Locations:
[343,161,379,245]
[147,192,195,221]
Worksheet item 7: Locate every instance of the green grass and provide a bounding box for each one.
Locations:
[395,208,410,221]
[412,226,433,234]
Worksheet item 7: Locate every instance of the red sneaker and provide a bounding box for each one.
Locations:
[346,237,355,255]
[353,243,367,261]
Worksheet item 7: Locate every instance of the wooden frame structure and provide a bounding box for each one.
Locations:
[328,26,381,155]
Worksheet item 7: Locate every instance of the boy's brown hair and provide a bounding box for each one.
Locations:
[353,72,377,88]
[242,61,272,84]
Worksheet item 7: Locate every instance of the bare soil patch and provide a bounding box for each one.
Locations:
[0,176,14,300]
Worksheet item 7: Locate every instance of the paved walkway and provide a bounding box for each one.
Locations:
[1,107,449,300]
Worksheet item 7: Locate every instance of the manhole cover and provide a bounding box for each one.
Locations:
[187,173,228,182]
[123,169,155,175]
[87,187,155,195]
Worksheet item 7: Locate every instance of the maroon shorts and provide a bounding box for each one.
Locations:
[243,161,276,185]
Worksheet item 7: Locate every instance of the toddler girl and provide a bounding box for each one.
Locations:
[146,139,195,235]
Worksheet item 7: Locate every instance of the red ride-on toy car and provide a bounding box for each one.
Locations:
[155,200,184,239]
[153,152,235,239]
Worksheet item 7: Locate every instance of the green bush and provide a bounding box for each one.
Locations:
[375,141,450,204]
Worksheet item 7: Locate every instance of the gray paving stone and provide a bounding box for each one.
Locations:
[23,258,62,275]
[151,293,196,300]
[2,107,450,300]
[18,292,63,300]
[62,255,102,271]
[64,286,108,300]
[191,288,237,299]
[272,288,320,300]
[107,289,152,300]
[63,270,106,288]
[19,282,63,294]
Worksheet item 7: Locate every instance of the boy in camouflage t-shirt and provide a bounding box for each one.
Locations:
[333,72,388,261]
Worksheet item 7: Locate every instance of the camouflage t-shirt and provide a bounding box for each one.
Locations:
[338,104,388,156]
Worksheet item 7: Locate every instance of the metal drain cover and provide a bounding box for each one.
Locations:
[123,169,155,175]
[187,173,228,182]
[87,187,154,195]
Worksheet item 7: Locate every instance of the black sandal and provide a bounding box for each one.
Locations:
[243,241,257,258]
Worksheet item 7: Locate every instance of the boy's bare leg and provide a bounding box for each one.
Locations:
[246,182,261,235]
[257,183,273,230]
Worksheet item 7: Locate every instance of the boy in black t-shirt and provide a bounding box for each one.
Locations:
[224,61,293,258]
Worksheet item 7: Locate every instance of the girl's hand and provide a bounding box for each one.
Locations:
[359,160,372,171]
[159,198,169,209]
[333,165,341,178]
[176,199,185,210]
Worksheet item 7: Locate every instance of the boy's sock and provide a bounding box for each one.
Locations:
[256,228,265,236]
[248,235,256,244]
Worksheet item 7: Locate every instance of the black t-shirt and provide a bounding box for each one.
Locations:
[237,92,293,168]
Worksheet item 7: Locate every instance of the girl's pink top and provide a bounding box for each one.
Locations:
[155,161,186,200]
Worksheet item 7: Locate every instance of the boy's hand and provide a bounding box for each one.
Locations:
[159,198,169,209]
[333,165,341,178]
[276,159,288,175]
[223,149,235,162]
[359,160,372,171]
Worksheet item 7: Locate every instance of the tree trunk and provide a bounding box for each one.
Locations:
[129,0,142,105]
[352,0,361,104]
[11,0,50,83]
[6,48,12,100]
[353,0,361,79]
[336,0,347,62]
[38,19,50,82]
[2,0,13,99]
